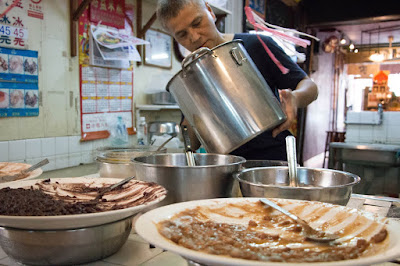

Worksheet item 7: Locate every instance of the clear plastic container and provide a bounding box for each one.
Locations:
[137,117,148,145]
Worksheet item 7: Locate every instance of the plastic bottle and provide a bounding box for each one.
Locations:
[137,116,148,145]
[110,116,129,147]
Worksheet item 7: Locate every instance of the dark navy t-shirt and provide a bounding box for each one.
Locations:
[229,33,306,160]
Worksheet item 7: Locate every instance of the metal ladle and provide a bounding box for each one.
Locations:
[260,198,339,243]
[156,135,175,151]
[181,125,196,166]
[285,135,298,187]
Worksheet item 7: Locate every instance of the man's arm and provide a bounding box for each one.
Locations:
[272,77,318,138]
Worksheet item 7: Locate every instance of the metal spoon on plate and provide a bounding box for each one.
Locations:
[260,198,339,243]
[0,158,49,182]
[94,175,135,200]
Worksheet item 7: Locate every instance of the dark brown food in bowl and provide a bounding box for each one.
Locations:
[0,187,102,216]
[0,178,167,216]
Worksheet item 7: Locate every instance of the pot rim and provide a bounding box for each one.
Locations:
[234,166,361,190]
[131,153,246,168]
[166,40,244,92]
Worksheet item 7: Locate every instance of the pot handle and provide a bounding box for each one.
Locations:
[182,47,213,70]
[230,47,247,66]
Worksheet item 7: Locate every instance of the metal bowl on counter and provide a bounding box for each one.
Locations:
[132,153,245,206]
[235,167,361,205]
[150,91,177,105]
[0,216,132,266]
[95,146,167,178]
[147,121,180,144]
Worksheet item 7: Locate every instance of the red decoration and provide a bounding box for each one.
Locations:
[89,0,125,29]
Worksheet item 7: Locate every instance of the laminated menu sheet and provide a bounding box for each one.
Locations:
[0,47,39,117]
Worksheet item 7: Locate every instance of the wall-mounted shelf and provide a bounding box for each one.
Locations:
[135,104,180,128]
[136,104,180,111]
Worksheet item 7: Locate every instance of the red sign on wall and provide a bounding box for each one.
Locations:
[89,0,125,29]
[28,0,43,20]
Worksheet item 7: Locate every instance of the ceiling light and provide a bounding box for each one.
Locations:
[354,49,358,53]
[369,52,384,62]
[340,38,346,45]
[349,43,355,50]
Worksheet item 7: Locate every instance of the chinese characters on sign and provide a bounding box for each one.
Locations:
[90,0,125,29]
[0,0,28,49]
[28,0,43,20]
[79,4,134,141]
[80,66,133,140]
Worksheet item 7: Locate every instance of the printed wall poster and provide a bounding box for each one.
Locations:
[0,82,39,117]
[0,47,38,83]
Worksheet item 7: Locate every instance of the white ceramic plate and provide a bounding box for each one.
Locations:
[0,162,43,183]
[0,177,166,230]
[135,197,400,266]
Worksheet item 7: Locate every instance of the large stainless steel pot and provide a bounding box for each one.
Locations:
[132,153,245,206]
[235,167,361,205]
[95,146,167,178]
[167,40,286,154]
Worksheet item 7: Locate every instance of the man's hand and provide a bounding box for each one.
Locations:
[272,77,318,138]
[272,89,298,138]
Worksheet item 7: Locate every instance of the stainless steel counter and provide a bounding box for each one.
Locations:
[328,142,400,196]
[329,142,400,168]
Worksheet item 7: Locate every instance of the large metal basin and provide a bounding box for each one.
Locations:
[132,153,245,206]
[235,167,361,205]
[0,217,132,266]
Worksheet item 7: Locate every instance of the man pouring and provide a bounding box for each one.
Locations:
[157,0,318,160]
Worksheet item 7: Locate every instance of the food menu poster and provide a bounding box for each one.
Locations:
[80,65,134,140]
[0,82,39,117]
[0,47,38,83]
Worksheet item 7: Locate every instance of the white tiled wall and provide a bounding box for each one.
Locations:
[0,136,134,172]
[345,111,400,144]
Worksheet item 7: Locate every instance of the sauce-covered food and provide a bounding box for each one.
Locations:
[157,200,388,263]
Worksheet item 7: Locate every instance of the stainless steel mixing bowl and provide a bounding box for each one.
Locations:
[95,146,167,178]
[0,216,133,266]
[132,153,245,206]
[235,167,361,205]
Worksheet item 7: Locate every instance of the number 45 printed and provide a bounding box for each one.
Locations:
[0,25,28,39]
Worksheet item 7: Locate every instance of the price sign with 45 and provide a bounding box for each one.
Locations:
[0,25,28,39]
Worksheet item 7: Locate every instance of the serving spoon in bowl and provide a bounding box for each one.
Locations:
[260,198,339,243]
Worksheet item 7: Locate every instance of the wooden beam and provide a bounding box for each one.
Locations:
[70,0,78,57]
[139,12,157,39]
[72,0,92,21]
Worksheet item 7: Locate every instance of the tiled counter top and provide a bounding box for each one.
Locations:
[0,168,399,265]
